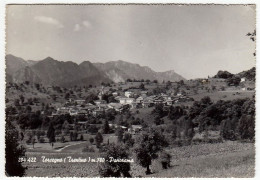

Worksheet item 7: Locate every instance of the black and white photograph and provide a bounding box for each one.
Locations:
[4,3,256,178]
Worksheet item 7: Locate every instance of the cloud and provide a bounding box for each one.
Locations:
[82,20,92,28]
[73,21,92,32]
[34,16,64,28]
[73,24,81,32]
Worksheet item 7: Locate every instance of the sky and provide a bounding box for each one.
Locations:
[6,4,256,79]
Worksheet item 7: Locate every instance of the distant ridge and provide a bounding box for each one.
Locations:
[6,55,111,87]
[6,55,186,87]
[93,60,185,83]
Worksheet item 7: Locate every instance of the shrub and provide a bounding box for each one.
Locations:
[80,134,84,141]
[123,133,135,147]
[39,137,45,143]
[82,145,95,152]
[238,115,255,140]
[99,144,131,177]
[89,137,94,144]
[25,133,33,144]
[61,135,65,143]
[160,151,171,169]
[154,116,163,125]
[88,125,99,134]
[55,130,62,135]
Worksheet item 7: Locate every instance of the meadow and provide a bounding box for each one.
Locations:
[23,141,254,177]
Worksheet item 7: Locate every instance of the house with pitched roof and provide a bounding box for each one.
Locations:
[128,125,143,134]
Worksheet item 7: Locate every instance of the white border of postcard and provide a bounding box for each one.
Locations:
[0,0,259,180]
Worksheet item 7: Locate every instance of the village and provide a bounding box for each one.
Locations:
[51,75,254,119]
[50,85,194,134]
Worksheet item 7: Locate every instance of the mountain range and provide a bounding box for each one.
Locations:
[5,54,185,87]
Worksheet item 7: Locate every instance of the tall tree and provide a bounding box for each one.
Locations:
[19,95,25,104]
[47,123,55,148]
[134,128,168,174]
[247,30,256,56]
[5,119,26,176]
[139,83,145,90]
[95,132,103,148]
[102,120,110,134]
[116,128,124,143]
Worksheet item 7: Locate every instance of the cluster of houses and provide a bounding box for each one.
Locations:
[117,90,193,107]
[51,90,193,118]
[108,124,143,134]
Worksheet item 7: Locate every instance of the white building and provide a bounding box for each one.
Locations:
[94,100,107,105]
[119,97,134,105]
[108,103,123,112]
[128,125,143,134]
[136,96,144,103]
[177,92,182,96]
[125,91,133,98]
[69,108,78,116]
[112,92,118,96]
[75,99,85,105]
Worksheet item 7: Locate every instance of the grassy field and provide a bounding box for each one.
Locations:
[23,141,255,177]
[190,90,254,103]
[147,149,254,178]
[24,133,118,153]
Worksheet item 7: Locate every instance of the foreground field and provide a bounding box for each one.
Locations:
[148,149,254,178]
[146,142,255,178]
[23,141,254,177]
